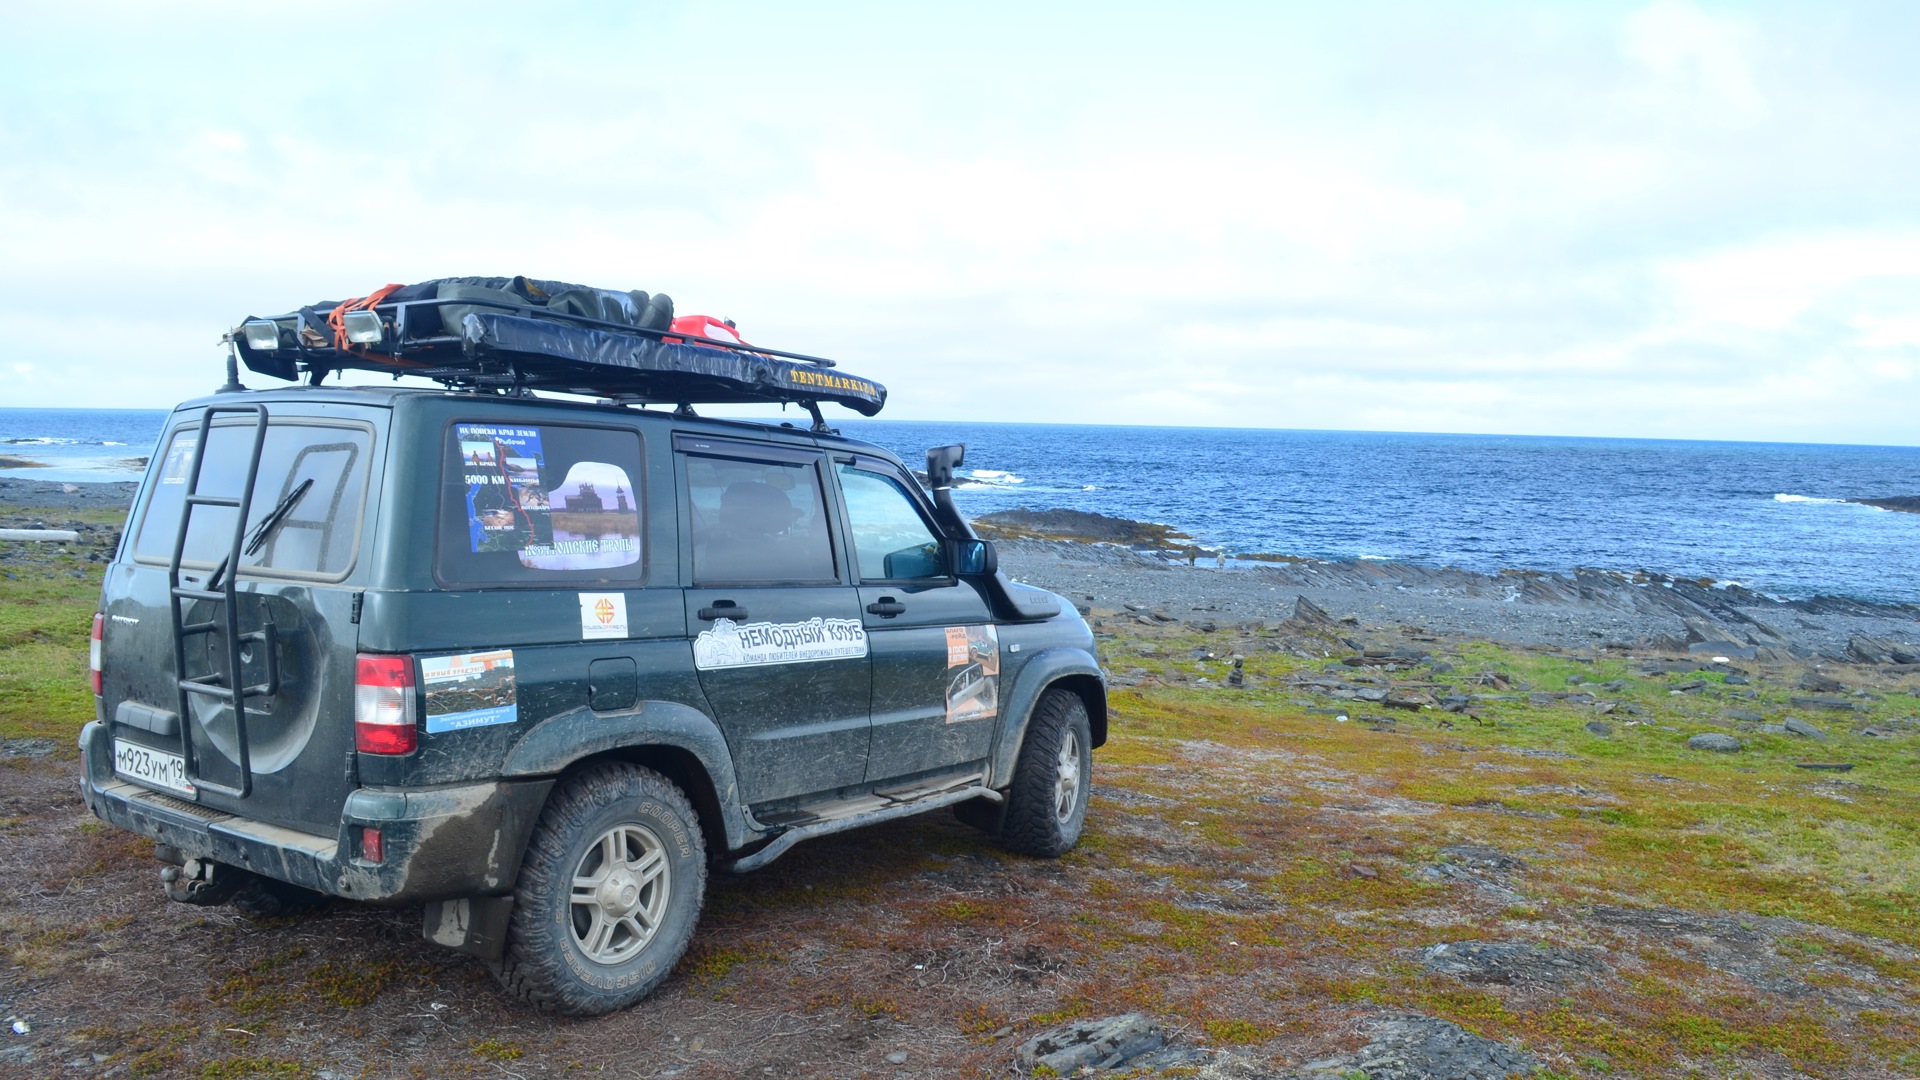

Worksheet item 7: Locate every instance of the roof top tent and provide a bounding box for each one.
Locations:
[227,275,887,432]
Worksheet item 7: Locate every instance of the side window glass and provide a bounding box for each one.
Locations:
[837,465,943,581]
[438,423,644,584]
[686,455,836,583]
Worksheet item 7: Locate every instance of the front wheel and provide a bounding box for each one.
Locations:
[998,688,1092,857]
[493,763,707,1016]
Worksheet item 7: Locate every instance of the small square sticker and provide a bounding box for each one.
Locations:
[579,592,629,640]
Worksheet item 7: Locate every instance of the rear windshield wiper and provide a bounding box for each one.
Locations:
[244,478,314,557]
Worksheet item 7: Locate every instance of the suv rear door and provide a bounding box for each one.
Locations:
[103,404,382,835]
[675,436,872,805]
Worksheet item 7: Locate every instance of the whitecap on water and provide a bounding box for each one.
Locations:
[1773,493,1846,504]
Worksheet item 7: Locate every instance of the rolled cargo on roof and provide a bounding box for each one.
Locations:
[232,275,887,417]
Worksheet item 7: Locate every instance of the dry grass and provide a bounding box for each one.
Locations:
[4,544,1918,1077]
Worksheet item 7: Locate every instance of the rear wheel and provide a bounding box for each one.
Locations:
[493,763,707,1016]
[998,688,1092,857]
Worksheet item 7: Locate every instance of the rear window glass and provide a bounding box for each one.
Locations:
[437,422,645,585]
[135,421,373,578]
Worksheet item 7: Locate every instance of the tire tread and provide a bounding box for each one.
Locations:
[998,688,1091,858]
[492,762,706,1016]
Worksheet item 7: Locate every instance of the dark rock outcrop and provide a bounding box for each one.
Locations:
[1852,495,1920,514]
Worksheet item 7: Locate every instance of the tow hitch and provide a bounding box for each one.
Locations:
[156,845,244,906]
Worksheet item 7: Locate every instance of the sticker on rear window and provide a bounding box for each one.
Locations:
[159,434,197,485]
[692,617,867,670]
[457,424,641,572]
[421,650,518,732]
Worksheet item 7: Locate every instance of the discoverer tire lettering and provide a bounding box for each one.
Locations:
[492,763,707,1016]
[998,687,1092,857]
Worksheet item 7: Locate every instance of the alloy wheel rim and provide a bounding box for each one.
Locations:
[1054,729,1082,823]
[568,822,670,965]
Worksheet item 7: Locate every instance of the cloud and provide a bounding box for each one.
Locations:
[1622,0,1765,124]
[0,2,1916,446]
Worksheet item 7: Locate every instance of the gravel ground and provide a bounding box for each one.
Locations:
[0,477,141,513]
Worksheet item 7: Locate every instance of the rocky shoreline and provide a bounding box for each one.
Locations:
[980,509,1920,663]
[4,482,1914,664]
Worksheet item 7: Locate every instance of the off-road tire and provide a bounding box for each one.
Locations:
[493,763,707,1016]
[230,875,333,919]
[997,688,1092,857]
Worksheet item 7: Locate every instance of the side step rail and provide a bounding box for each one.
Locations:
[725,784,1001,874]
[167,404,273,799]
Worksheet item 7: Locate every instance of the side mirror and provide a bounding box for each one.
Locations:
[952,538,997,576]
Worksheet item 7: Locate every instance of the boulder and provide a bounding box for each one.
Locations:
[1284,595,1336,627]
[1349,1013,1539,1080]
[1783,717,1828,740]
[1016,1014,1163,1074]
[1688,733,1743,753]
[1791,696,1856,711]
[1799,671,1846,693]
[1847,635,1920,665]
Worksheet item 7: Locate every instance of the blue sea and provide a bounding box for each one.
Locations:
[4,408,1917,605]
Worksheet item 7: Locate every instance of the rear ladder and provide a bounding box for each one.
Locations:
[167,404,280,798]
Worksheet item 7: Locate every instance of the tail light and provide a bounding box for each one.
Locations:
[354,654,417,755]
[89,614,104,696]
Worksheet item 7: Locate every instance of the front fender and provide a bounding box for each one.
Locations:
[500,699,758,851]
[990,647,1107,786]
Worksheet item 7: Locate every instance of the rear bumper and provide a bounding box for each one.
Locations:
[78,721,553,904]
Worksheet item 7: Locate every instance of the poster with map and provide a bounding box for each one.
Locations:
[457,423,641,572]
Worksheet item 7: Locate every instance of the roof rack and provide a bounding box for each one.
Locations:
[228,279,886,429]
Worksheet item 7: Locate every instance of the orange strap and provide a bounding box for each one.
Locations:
[327,283,405,352]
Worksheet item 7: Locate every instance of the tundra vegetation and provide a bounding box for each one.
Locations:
[3,510,1918,1079]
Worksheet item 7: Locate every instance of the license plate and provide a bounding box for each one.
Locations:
[113,738,195,798]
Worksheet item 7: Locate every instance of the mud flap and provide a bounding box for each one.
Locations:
[424,896,515,961]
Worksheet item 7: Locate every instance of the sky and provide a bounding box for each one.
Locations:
[3,1,1918,445]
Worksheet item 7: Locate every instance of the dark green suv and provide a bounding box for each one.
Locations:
[78,279,1106,1015]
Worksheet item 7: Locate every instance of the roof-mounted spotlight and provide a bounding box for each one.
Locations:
[341,310,384,345]
[241,319,281,351]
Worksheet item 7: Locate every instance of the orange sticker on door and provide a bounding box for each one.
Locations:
[945,624,1000,723]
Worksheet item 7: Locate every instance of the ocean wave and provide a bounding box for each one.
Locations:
[1,437,117,446]
[1773,493,1847,504]
[967,468,1023,483]
[1359,554,1391,561]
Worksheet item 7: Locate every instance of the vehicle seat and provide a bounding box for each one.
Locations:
[698,482,829,581]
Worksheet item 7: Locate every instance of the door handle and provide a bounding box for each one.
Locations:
[866,598,906,617]
[697,601,749,621]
